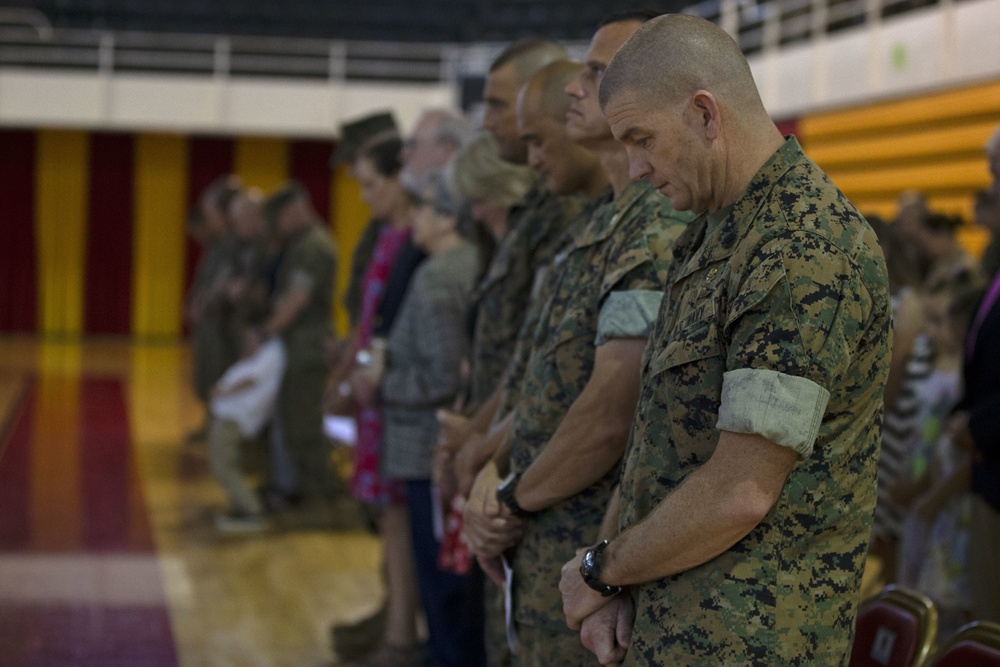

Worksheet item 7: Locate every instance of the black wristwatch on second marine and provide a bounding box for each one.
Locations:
[496,471,536,519]
[580,540,623,597]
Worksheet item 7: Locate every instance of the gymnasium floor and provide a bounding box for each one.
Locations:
[0,337,381,667]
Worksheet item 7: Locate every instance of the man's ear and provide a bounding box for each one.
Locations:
[691,90,721,140]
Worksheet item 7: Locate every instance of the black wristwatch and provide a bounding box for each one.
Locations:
[580,540,623,597]
[496,472,535,519]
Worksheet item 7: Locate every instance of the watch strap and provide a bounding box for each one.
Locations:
[581,540,623,597]
[496,472,534,519]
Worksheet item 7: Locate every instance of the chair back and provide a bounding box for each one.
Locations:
[928,620,1000,667]
[849,585,938,667]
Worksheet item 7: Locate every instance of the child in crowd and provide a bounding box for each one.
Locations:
[209,324,287,532]
[891,284,979,633]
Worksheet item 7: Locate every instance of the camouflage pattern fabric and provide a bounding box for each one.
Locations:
[619,138,892,666]
[507,180,692,655]
[497,187,613,418]
[274,223,336,369]
[273,223,338,497]
[514,623,597,667]
[191,238,239,402]
[467,183,586,411]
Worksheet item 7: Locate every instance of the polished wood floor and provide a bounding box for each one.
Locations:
[0,337,382,667]
[0,336,885,666]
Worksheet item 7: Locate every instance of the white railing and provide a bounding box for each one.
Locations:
[0,0,965,84]
[0,0,995,133]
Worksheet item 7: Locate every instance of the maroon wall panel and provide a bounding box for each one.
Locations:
[183,137,236,333]
[84,133,135,335]
[0,130,38,333]
[289,139,335,222]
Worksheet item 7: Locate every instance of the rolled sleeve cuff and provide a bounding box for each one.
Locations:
[595,290,663,346]
[716,368,830,458]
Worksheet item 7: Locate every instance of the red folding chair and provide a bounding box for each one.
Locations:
[850,585,938,667]
[927,621,1000,667]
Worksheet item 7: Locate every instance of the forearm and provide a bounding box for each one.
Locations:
[516,394,630,512]
[597,486,621,541]
[264,287,310,337]
[485,414,514,472]
[600,431,797,586]
[470,384,503,434]
[516,339,643,512]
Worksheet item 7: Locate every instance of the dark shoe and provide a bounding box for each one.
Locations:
[258,484,304,513]
[214,510,268,534]
[330,606,387,661]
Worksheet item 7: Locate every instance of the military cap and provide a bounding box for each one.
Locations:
[332,111,400,165]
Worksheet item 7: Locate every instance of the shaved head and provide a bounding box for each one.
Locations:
[490,38,568,83]
[517,60,605,196]
[519,60,581,122]
[600,14,767,124]
[484,38,568,163]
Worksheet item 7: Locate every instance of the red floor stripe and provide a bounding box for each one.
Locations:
[0,376,178,665]
[0,377,34,550]
[79,377,155,553]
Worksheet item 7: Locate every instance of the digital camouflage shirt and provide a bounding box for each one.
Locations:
[496,186,613,418]
[466,183,586,410]
[508,180,692,632]
[619,138,892,666]
[274,222,337,368]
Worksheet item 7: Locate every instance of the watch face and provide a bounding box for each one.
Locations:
[498,472,516,493]
[581,549,596,577]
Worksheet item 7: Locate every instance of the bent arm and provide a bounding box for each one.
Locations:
[599,430,798,585]
[515,338,645,512]
[264,286,310,338]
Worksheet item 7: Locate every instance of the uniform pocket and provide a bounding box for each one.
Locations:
[648,313,721,376]
[644,315,724,466]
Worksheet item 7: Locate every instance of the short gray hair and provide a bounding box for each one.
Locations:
[434,112,474,149]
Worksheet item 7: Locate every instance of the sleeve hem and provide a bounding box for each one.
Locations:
[595,290,663,346]
[716,368,830,458]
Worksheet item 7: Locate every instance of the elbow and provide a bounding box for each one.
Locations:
[722,482,780,532]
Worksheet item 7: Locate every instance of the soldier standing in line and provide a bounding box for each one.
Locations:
[185,175,242,442]
[462,11,694,666]
[559,15,892,666]
[253,182,338,521]
[432,37,585,667]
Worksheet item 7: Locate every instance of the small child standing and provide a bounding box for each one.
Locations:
[209,328,287,532]
[891,284,980,633]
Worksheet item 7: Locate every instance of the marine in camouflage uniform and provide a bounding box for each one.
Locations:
[508,180,691,665]
[496,187,612,418]
[191,236,238,403]
[467,181,585,411]
[470,181,585,667]
[273,222,338,499]
[618,137,892,665]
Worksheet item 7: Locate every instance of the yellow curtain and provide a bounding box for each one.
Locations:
[234,137,290,194]
[34,130,90,337]
[132,134,189,339]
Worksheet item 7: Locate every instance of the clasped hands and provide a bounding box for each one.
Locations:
[556,547,634,667]
[461,460,525,585]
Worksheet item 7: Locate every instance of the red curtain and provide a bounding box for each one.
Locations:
[183,137,236,334]
[0,130,38,333]
[290,139,335,221]
[84,133,135,336]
